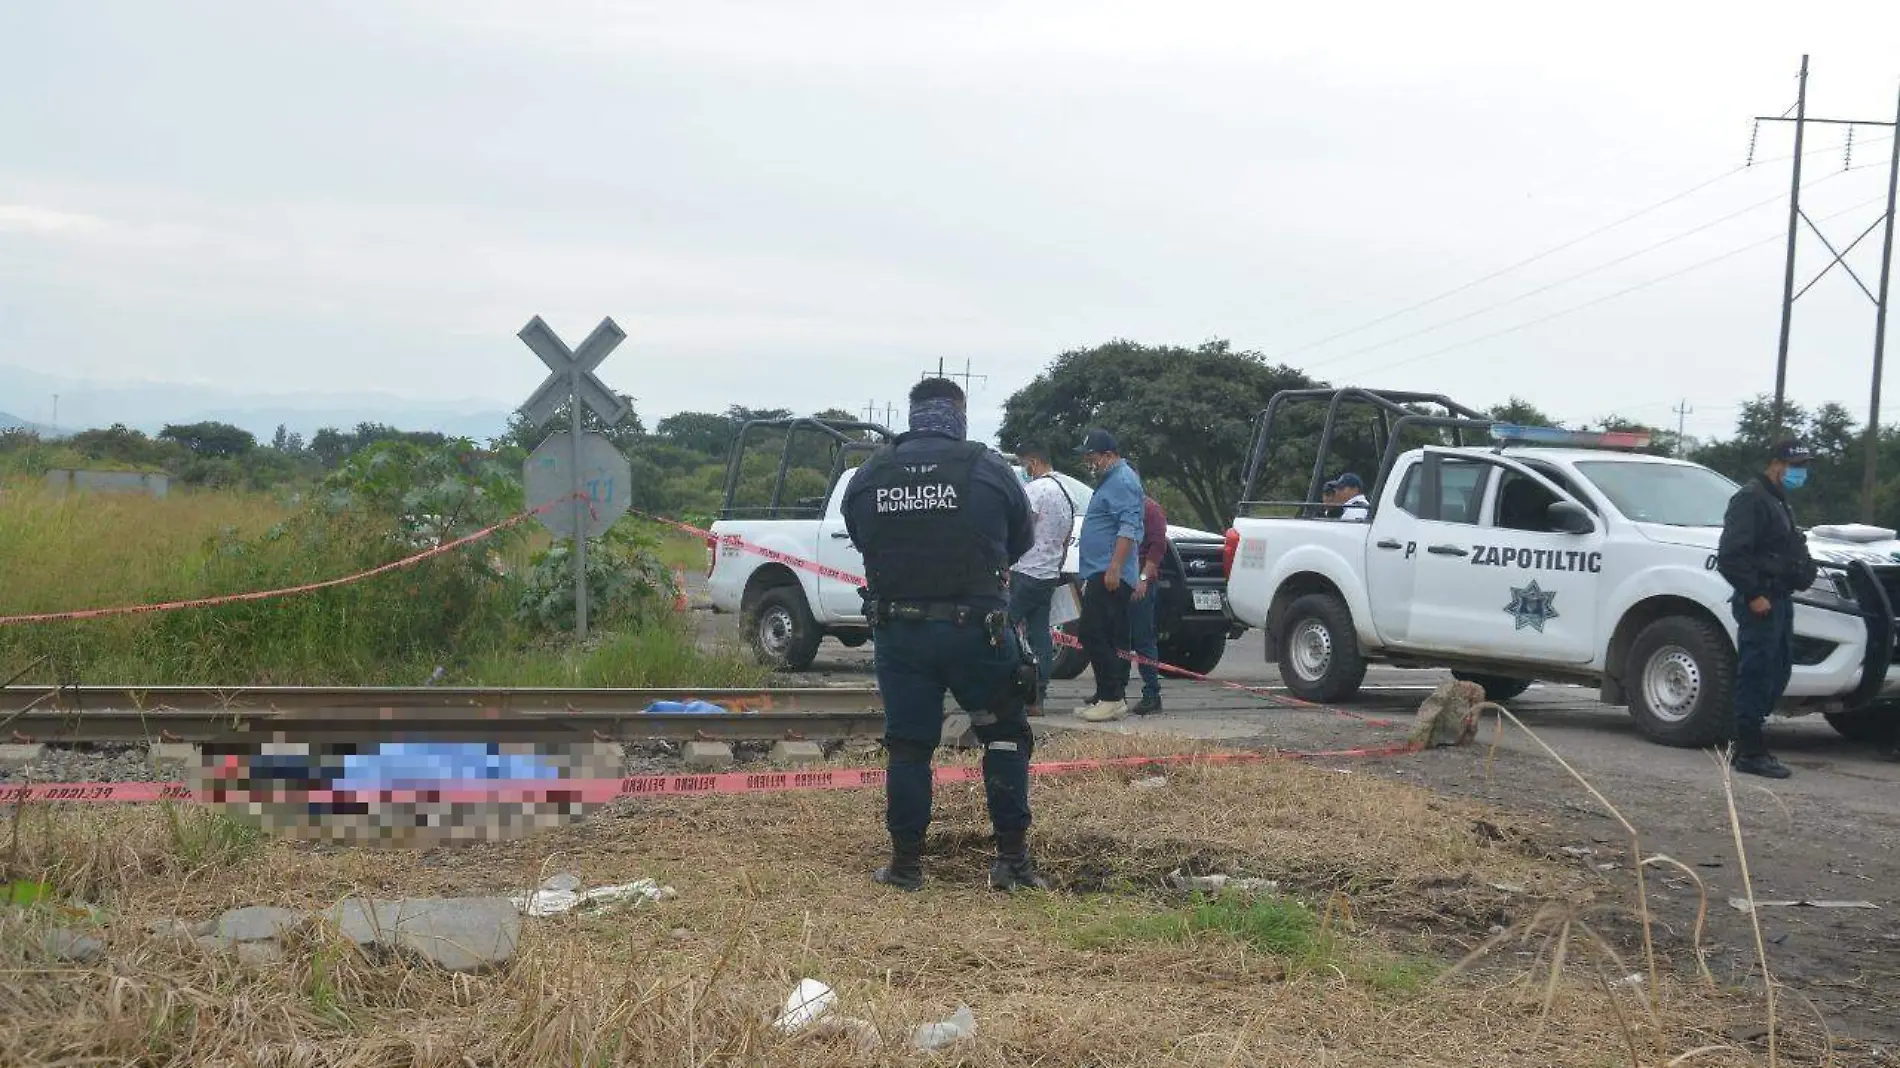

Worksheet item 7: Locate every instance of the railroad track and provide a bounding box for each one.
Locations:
[0,685,886,744]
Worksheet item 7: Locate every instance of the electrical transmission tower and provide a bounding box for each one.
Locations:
[1751,55,1900,521]
[919,357,988,393]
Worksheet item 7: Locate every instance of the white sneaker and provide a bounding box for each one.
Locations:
[1079,700,1128,722]
[1074,699,1100,718]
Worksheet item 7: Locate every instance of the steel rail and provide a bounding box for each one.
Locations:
[1,685,886,744]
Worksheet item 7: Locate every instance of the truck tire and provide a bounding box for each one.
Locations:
[1451,672,1533,703]
[1051,622,1088,681]
[746,586,822,672]
[1823,703,1900,744]
[1276,594,1366,703]
[1161,634,1227,677]
[1626,615,1735,748]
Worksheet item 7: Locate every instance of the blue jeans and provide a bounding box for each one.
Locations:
[1731,594,1793,755]
[873,616,1034,842]
[1129,587,1160,699]
[1007,573,1060,704]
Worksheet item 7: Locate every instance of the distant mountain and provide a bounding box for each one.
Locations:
[0,365,512,443]
[0,410,59,436]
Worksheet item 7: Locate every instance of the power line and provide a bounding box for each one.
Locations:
[1265,133,1887,365]
[1343,190,1894,380]
[1302,160,1880,374]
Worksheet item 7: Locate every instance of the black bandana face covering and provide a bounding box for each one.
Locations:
[909,398,967,440]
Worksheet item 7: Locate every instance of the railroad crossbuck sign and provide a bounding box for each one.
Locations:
[515,315,635,639]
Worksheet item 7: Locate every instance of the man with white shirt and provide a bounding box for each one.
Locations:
[1007,445,1076,716]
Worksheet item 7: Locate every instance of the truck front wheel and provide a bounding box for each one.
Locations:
[1051,622,1089,680]
[746,586,822,672]
[1626,615,1735,748]
[1276,594,1366,703]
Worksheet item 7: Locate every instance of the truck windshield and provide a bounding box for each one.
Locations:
[1572,461,1739,527]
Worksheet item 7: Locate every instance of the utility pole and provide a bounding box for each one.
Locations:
[1860,83,1900,523]
[1753,60,1900,520]
[1672,399,1693,457]
[1770,55,1810,435]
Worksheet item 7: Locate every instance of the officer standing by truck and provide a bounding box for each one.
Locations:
[843,377,1046,892]
[1715,439,1817,780]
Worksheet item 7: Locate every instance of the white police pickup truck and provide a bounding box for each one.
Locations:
[1222,389,1900,748]
[706,418,1240,673]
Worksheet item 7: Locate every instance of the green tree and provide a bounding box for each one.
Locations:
[159,421,256,458]
[497,396,646,454]
[654,411,739,457]
[1487,398,1560,427]
[998,339,1319,529]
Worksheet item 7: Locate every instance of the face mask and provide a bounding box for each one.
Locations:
[1783,467,1808,490]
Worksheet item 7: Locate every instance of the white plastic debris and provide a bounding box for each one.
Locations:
[1165,869,1279,895]
[1130,776,1169,791]
[910,1004,976,1050]
[512,876,677,917]
[1560,846,1595,858]
[1609,973,1645,990]
[773,978,837,1034]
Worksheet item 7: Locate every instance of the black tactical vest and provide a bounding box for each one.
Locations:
[847,440,1005,602]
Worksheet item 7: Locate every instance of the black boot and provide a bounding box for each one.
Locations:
[1732,724,1791,780]
[873,835,925,892]
[989,829,1051,892]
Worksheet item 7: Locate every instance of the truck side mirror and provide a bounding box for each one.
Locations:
[1547,501,1595,535]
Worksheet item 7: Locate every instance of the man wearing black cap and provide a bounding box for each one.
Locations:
[1715,439,1818,780]
[843,377,1049,892]
[1324,473,1370,521]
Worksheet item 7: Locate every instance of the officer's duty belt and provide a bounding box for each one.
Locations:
[876,601,989,625]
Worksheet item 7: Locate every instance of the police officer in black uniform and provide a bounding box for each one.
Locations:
[843,376,1043,892]
[1716,439,1817,780]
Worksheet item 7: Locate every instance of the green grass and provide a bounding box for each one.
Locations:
[647,528,709,575]
[459,625,768,688]
[1044,890,1441,994]
[1062,891,1318,956]
[0,479,760,688]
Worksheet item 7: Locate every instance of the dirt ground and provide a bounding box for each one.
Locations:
[698,598,1900,1052]
[0,732,1857,1067]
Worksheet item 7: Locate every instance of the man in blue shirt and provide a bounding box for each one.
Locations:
[1073,429,1144,722]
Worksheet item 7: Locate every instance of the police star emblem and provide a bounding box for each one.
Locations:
[1504,580,1560,633]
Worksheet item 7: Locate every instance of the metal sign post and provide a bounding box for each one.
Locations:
[517,316,632,641]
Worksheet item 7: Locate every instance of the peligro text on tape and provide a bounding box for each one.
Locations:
[0,744,1423,805]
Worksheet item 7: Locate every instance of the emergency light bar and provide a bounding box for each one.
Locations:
[1488,423,1653,450]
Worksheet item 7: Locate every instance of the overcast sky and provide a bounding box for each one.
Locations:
[4,0,1900,445]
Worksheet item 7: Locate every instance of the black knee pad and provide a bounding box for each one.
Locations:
[885,737,935,764]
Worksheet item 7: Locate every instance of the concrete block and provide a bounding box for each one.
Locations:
[0,744,45,770]
[682,741,734,770]
[770,740,825,766]
[150,743,199,766]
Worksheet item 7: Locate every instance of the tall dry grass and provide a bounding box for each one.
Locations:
[0,480,757,688]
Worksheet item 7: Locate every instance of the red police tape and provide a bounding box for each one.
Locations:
[0,494,592,628]
[0,744,1424,805]
[634,509,1404,731]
